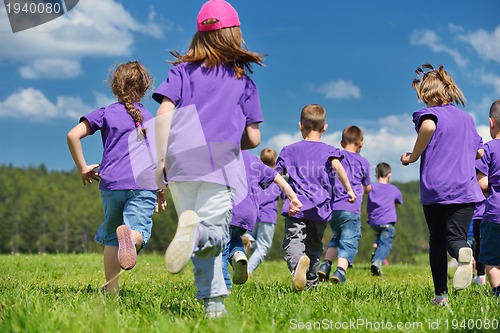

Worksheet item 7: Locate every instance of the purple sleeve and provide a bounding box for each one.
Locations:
[328,145,343,161]
[242,80,263,126]
[275,147,287,175]
[80,108,105,134]
[260,163,278,185]
[363,159,371,186]
[395,187,403,205]
[476,145,490,176]
[152,65,182,105]
[412,108,437,132]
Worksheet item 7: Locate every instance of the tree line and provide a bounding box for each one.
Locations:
[0,165,429,263]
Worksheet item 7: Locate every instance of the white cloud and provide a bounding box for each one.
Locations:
[19,58,82,79]
[410,29,468,67]
[314,80,362,100]
[0,0,173,78]
[263,114,421,182]
[0,88,111,121]
[458,26,500,64]
[480,73,500,95]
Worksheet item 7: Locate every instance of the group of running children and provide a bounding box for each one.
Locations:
[66,0,500,319]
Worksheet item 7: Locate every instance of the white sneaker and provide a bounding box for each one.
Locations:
[453,247,473,290]
[164,210,199,274]
[293,255,310,291]
[231,251,248,284]
[473,275,486,285]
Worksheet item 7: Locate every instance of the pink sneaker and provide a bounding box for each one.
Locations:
[116,225,137,270]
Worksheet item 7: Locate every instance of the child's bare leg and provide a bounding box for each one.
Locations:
[131,230,143,252]
[336,257,349,271]
[486,265,500,289]
[324,247,338,262]
[104,245,120,293]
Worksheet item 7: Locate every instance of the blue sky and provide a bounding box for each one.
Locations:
[0,0,499,182]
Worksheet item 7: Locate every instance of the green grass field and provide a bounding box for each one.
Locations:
[0,254,498,333]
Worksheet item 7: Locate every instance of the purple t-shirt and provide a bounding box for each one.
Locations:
[367,182,403,225]
[231,151,277,231]
[153,62,263,187]
[332,150,371,214]
[276,140,343,223]
[478,140,500,224]
[258,182,280,224]
[81,102,155,191]
[413,104,483,205]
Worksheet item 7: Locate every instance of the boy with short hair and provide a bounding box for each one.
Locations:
[318,125,371,284]
[476,99,500,298]
[277,104,356,291]
[366,162,403,276]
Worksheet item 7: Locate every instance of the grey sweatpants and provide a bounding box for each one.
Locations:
[283,216,327,287]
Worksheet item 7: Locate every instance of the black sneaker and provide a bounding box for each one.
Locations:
[371,260,382,276]
[318,262,331,282]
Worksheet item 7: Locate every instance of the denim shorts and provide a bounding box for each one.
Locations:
[327,210,361,264]
[95,190,156,248]
[479,221,500,265]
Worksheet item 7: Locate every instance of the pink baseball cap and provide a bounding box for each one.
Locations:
[197,0,240,32]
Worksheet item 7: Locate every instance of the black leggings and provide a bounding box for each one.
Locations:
[423,203,474,295]
[472,219,485,276]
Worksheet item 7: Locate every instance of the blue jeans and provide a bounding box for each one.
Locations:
[327,211,361,265]
[222,225,247,290]
[247,222,276,274]
[370,224,395,263]
[96,190,156,248]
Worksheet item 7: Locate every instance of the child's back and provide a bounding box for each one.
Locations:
[276,140,341,222]
[367,182,403,226]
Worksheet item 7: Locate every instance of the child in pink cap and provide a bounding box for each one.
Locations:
[154,0,265,318]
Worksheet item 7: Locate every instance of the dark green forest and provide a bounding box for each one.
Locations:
[0,165,429,263]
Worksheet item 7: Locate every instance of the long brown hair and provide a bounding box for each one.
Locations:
[110,61,153,137]
[171,23,265,79]
[412,63,466,107]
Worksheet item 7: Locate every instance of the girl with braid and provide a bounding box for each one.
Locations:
[400,64,484,305]
[67,61,166,294]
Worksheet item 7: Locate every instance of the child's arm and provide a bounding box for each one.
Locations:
[477,171,488,197]
[331,158,356,203]
[155,189,167,213]
[401,118,435,165]
[273,173,302,215]
[67,120,101,186]
[155,97,175,189]
[241,123,260,150]
[476,148,484,159]
[364,184,372,194]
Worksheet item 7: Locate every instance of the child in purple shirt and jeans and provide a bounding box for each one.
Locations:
[154,0,267,318]
[277,104,356,292]
[400,64,484,305]
[318,126,371,284]
[476,99,500,298]
[366,163,403,276]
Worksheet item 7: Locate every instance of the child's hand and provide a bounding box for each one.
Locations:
[155,190,167,213]
[288,197,303,216]
[80,164,100,186]
[400,152,411,166]
[347,190,357,203]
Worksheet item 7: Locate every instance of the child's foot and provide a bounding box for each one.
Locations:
[431,294,448,306]
[318,261,331,282]
[330,267,346,284]
[371,260,382,276]
[116,225,137,270]
[231,251,248,285]
[452,247,473,290]
[204,297,227,319]
[165,210,199,274]
[473,275,486,285]
[293,255,310,291]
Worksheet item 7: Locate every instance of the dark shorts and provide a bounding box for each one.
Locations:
[479,221,500,266]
